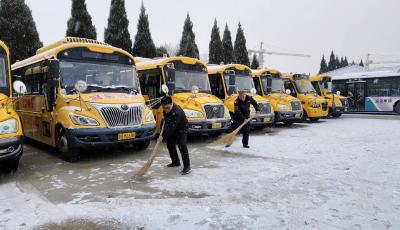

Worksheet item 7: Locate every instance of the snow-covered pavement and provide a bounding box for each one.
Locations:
[0,117,399,229]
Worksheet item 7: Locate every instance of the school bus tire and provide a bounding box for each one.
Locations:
[0,156,20,173]
[331,113,342,118]
[309,117,320,122]
[394,101,400,114]
[56,126,80,162]
[283,121,294,126]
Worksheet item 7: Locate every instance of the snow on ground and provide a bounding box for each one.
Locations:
[0,118,400,229]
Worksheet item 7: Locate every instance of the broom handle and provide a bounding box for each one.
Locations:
[234,115,255,132]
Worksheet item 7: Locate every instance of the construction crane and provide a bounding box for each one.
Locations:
[248,42,312,68]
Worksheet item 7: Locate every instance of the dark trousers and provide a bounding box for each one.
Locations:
[166,131,190,168]
[232,118,250,146]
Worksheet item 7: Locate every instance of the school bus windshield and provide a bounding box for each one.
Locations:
[230,75,255,92]
[321,77,333,93]
[59,61,139,94]
[0,54,10,96]
[174,70,211,92]
[262,76,284,93]
[294,79,316,94]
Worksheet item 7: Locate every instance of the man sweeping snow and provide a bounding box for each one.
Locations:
[231,91,260,148]
[161,96,191,175]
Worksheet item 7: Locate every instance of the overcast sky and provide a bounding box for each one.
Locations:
[25,0,400,73]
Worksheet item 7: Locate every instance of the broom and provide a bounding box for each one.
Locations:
[210,116,255,147]
[134,124,165,177]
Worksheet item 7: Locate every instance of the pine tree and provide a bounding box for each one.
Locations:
[233,22,250,66]
[222,24,234,64]
[104,0,132,53]
[155,46,169,57]
[250,54,259,69]
[0,0,43,63]
[327,51,336,71]
[66,0,97,39]
[359,59,364,67]
[319,55,328,74]
[132,2,156,58]
[335,57,340,69]
[177,13,199,59]
[340,56,345,68]
[208,19,223,64]
[344,57,349,67]
[351,60,356,65]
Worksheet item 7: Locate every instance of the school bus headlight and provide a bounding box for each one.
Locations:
[183,109,203,118]
[224,106,231,119]
[145,110,155,122]
[69,114,99,126]
[309,103,320,108]
[250,107,256,114]
[277,103,290,111]
[0,118,18,135]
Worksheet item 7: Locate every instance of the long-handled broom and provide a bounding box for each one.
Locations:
[134,125,165,177]
[210,116,255,147]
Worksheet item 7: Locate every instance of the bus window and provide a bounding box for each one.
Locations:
[138,70,164,104]
[208,74,225,99]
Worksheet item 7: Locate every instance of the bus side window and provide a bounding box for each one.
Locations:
[208,74,225,99]
[138,70,163,108]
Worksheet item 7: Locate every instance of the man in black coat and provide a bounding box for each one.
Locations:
[161,96,191,175]
[232,91,260,148]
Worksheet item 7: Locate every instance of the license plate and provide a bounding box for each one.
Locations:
[118,132,136,140]
[212,123,222,129]
[263,117,270,123]
[295,114,302,118]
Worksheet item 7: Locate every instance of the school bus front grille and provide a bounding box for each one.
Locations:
[203,104,225,119]
[290,100,302,111]
[91,103,143,128]
[258,102,272,115]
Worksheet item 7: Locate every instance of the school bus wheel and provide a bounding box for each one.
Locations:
[331,113,342,118]
[309,117,320,122]
[56,126,80,162]
[283,121,294,126]
[0,157,21,173]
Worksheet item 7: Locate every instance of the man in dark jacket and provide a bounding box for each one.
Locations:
[232,91,260,148]
[161,96,191,175]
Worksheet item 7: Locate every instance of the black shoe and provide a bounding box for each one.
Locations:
[181,167,191,175]
[167,163,180,168]
[243,145,250,148]
[225,144,231,148]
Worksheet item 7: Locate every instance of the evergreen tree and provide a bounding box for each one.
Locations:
[222,24,234,64]
[250,54,259,69]
[351,60,355,65]
[208,19,223,64]
[359,59,364,67]
[340,57,345,68]
[155,46,169,57]
[233,22,250,66]
[335,56,340,69]
[0,0,42,63]
[104,0,132,53]
[327,51,336,71]
[66,0,97,39]
[177,13,199,59]
[344,57,349,67]
[132,2,156,58]
[319,55,328,74]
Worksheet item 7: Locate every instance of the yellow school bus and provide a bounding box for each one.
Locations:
[11,37,156,162]
[0,41,24,172]
[282,73,329,121]
[310,74,348,117]
[252,69,303,125]
[207,64,274,128]
[136,57,231,135]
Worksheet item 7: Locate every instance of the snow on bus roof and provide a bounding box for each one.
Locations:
[327,65,400,81]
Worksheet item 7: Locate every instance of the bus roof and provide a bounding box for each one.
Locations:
[135,56,206,70]
[207,64,251,75]
[331,70,400,81]
[309,74,331,82]
[12,37,135,70]
[252,68,282,77]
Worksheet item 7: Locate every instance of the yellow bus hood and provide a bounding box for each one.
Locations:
[173,92,223,106]
[68,93,145,104]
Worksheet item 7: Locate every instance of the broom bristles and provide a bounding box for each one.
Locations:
[210,116,254,147]
[134,125,165,177]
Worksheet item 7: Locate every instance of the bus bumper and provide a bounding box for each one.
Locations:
[0,136,23,161]
[331,106,344,115]
[188,119,231,134]
[305,107,329,118]
[65,124,156,148]
[275,111,303,122]
[250,114,274,127]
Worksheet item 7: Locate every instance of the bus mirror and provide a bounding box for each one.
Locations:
[161,84,169,94]
[250,88,257,94]
[13,81,27,94]
[229,75,235,85]
[74,80,88,93]
[167,68,175,82]
[285,89,291,95]
[47,59,60,78]
[336,91,341,96]
[192,85,199,94]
